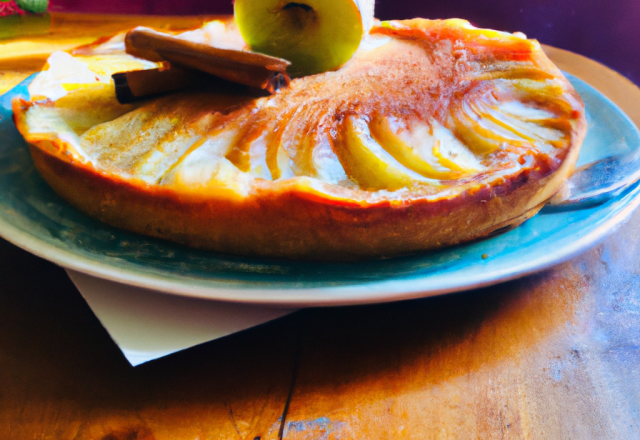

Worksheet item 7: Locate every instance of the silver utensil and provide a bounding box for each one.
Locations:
[545,147,640,211]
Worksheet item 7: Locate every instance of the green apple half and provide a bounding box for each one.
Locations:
[234,0,373,77]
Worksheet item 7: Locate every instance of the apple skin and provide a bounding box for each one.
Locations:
[16,0,48,14]
[234,0,365,77]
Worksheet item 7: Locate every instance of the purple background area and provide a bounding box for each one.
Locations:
[49,0,640,86]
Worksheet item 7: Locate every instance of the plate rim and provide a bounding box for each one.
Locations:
[2,47,640,307]
[2,187,639,307]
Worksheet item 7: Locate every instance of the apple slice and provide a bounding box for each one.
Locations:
[448,83,568,156]
[335,116,428,191]
[369,115,471,180]
[234,0,374,77]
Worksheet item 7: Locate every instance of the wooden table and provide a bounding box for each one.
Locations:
[2,13,640,440]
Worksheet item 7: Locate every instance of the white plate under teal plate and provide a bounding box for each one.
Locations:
[1,73,640,306]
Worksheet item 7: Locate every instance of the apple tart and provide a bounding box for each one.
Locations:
[13,19,587,260]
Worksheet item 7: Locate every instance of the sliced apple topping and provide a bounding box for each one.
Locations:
[430,122,484,174]
[369,115,479,180]
[161,126,253,197]
[278,102,323,177]
[277,117,348,184]
[448,80,570,158]
[245,132,272,180]
[309,132,350,184]
[239,128,295,180]
[333,116,431,191]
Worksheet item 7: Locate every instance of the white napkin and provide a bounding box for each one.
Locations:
[66,270,297,366]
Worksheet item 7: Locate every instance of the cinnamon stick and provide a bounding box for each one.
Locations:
[113,66,206,103]
[124,26,291,93]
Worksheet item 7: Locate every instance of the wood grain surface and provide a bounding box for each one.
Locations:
[1,13,640,440]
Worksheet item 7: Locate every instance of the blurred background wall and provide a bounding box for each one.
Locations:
[48,0,640,85]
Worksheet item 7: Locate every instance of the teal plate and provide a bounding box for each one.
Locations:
[1,74,640,306]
